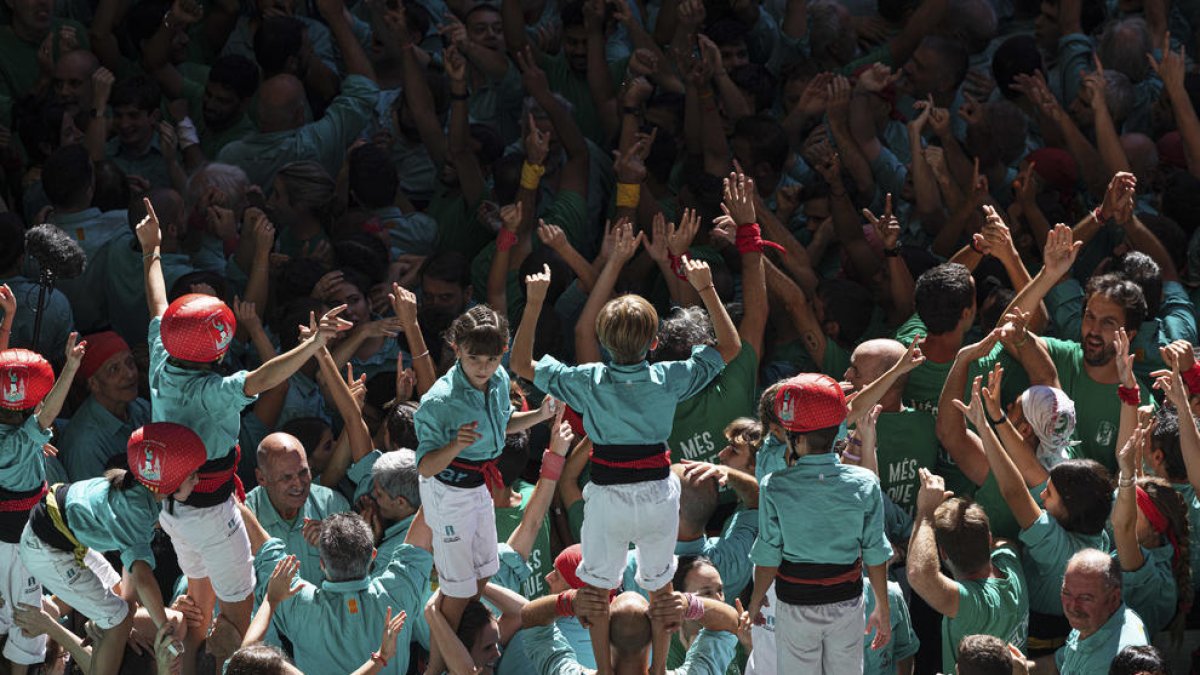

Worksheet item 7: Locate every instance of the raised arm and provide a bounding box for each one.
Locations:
[509,412,572,558]
[320,0,376,80]
[907,469,962,617]
[0,285,15,352]
[1001,223,1082,338]
[574,222,641,363]
[391,284,437,397]
[137,198,169,318]
[1150,36,1200,179]
[1082,61,1131,177]
[934,333,1000,488]
[957,376,1042,530]
[847,338,925,425]
[397,7,447,168]
[511,262,549,382]
[314,346,373,463]
[37,334,84,430]
[516,48,589,196]
[244,307,352,396]
[1113,423,1150,573]
[444,44,486,206]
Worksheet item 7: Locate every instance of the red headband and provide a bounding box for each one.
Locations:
[1135,486,1180,567]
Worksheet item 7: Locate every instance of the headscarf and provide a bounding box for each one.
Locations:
[1019,385,1079,469]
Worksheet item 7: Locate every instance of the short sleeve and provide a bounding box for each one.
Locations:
[347,449,382,504]
[377,544,435,604]
[493,543,532,593]
[660,345,726,401]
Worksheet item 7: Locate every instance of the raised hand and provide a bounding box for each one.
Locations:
[683,257,714,292]
[668,208,700,257]
[953,375,989,428]
[136,196,162,252]
[376,607,408,664]
[266,555,303,605]
[64,332,86,370]
[609,220,642,263]
[389,282,419,330]
[0,284,15,320]
[895,336,926,374]
[723,170,757,225]
[524,113,551,166]
[500,201,523,234]
[915,467,953,517]
[233,297,263,335]
[862,194,900,250]
[1114,327,1136,387]
[1042,223,1082,280]
[548,406,574,456]
[308,306,354,346]
[524,263,551,306]
[983,363,1005,421]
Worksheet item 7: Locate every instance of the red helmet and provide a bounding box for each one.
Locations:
[161,294,236,363]
[0,349,54,411]
[127,423,208,495]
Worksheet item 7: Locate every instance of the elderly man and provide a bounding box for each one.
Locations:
[1043,549,1148,674]
[242,505,432,675]
[355,449,421,566]
[244,432,349,583]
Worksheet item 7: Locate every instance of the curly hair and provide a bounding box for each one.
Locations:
[653,306,715,362]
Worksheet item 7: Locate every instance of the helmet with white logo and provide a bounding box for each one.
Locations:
[127,423,208,495]
[160,294,236,363]
[0,349,54,411]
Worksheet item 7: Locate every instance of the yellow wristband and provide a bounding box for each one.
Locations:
[520,162,545,190]
[616,182,640,208]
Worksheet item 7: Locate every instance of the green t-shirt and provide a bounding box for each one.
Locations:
[1044,337,1153,473]
[430,182,492,261]
[864,579,921,675]
[974,477,1047,541]
[538,52,627,146]
[941,547,1030,672]
[669,341,758,466]
[873,409,939,518]
[764,335,852,381]
[1019,511,1111,616]
[494,481,551,599]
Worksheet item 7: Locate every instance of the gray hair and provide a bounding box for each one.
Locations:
[1100,18,1153,83]
[319,513,375,582]
[184,162,248,213]
[1067,548,1122,591]
[372,449,420,508]
[808,0,856,65]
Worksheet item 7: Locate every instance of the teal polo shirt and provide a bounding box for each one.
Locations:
[375,206,437,258]
[47,208,128,260]
[63,478,160,571]
[59,396,151,481]
[864,580,920,675]
[245,484,350,584]
[756,434,788,482]
[0,416,51,492]
[148,317,258,460]
[277,371,330,430]
[1019,511,1111,615]
[106,132,171,190]
[1055,604,1148,674]
[1121,543,1177,635]
[375,513,415,568]
[254,537,431,675]
[414,363,513,464]
[533,346,725,445]
[216,74,379,190]
[751,453,893,569]
[500,615,595,675]
[1172,482,1200,591]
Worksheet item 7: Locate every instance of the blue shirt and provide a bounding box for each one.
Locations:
[148,317,258,460]
[532,346,725,444]
[63,478,160,571]
[751,453,893,568]
[1055,604,1148,674]
[244,484,350,584]
[254,537,432,675]
[59,397,151,481]
[414,362,513,464]
[0,416,50,493]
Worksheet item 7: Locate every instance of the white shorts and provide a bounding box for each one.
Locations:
[577,475,680,591]
[418,476,498,598]
[776,593,865,675]
[18,523,127,629]
[158,495,254,602]
[0,540,46,665]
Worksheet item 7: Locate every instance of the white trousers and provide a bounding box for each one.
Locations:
[577,475,680,590]
[776,593,865,675]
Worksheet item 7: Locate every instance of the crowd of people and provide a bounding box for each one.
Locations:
[3,0,1200,672]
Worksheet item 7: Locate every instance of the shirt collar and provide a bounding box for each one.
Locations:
[382,514,415,543]
[48,208,102,225]
[793,453,840,466]
[451,362,492,397]
[1076,604,1131,647]
[79,396,127,437]
[321,576,373,593]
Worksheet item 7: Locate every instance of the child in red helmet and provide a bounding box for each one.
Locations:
[137,197,351,642]
[0,336,85,675]
[18,422,208,673]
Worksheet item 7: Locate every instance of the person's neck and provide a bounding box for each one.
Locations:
[878,388,904,413]
[54,202,91,215]
[921,330,964,363]
[92,392,129,421]
[958,563,997,582]
[613,652,650,675]
[273,498,301,522]
[1084,358,1121,385]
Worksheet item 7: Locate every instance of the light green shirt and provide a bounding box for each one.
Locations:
[523,622,736,675]
[751,454,893,568]
[874,409,939,518]
[63,478,160,571]
[217,74,379,190]
[1121,543,1177,635]
[1055,604,1148,674]
[864,580,920,675]
[1019,511,1111,615]
[245,484,350,583]
[941,547,1030,672]
[59,396,151,481]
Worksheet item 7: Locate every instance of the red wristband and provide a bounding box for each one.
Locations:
[555,590,577,617]
[667,253,688,280]
[540,450,566,481]
[735,223,786,255]
[1183,364,1200,396]
[497,228,518,252]
[1092,206,1106,222]
[1117,385,1141,406]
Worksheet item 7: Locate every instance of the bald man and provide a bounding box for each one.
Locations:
[53,49,99,109]
[217,0,379,191]
[841,338,939,520]
[1040,549,1148,674]
[520,590,740,675]
[244,432,350,583]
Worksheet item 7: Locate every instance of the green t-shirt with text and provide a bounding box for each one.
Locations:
[494,480,551,599]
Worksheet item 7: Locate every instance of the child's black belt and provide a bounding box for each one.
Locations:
[776,558,863,606]
[590,443,671,485]
[437,457,503,491]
